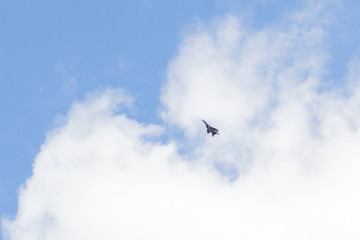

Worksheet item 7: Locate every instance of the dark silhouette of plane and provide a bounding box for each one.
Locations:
[202,119,219,137]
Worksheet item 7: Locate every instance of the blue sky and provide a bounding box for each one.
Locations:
[2,1,360,239]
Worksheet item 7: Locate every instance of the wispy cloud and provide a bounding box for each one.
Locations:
[55,63,79,97]
[104,58,130,80]
[3,1,360,239]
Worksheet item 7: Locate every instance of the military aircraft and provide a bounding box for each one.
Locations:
[201,119,219,137]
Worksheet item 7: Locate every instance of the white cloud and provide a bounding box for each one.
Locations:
[3,1,360,239]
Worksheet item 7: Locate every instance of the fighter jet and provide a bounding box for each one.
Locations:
[202,119,219,137]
